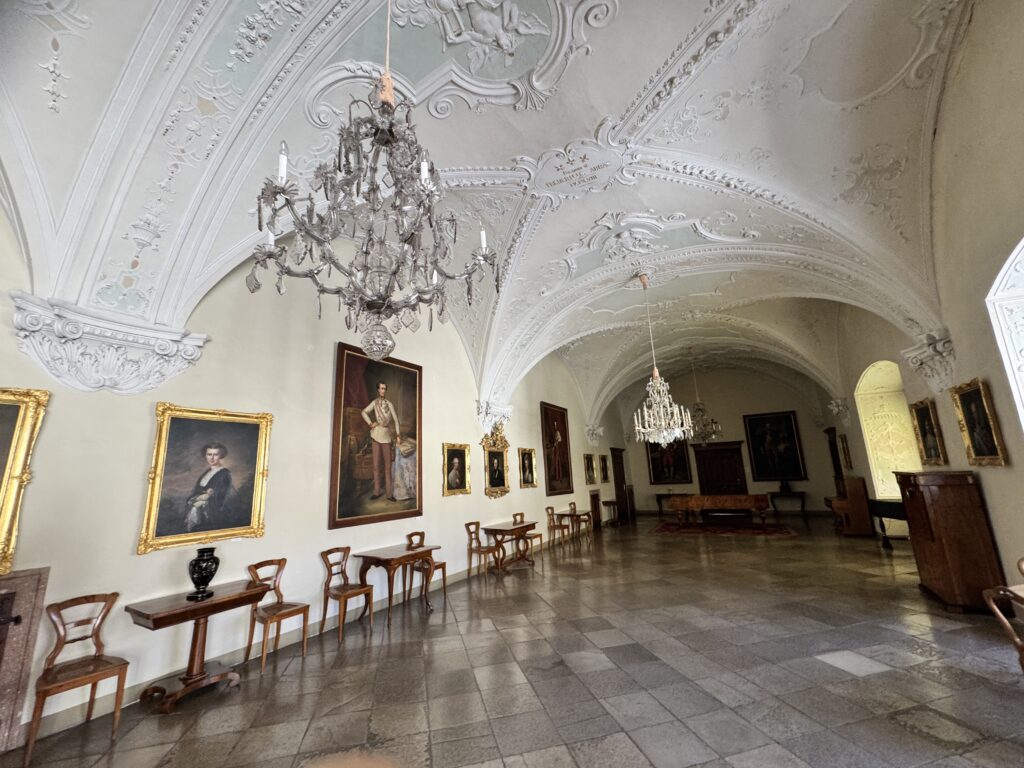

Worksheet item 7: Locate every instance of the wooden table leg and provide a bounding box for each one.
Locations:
[495,535,508,571]
[419,556,435,613]
[385,565,397,625]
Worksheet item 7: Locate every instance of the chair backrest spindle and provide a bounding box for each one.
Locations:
[43,593,119,671]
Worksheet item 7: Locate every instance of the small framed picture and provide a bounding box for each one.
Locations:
[518,448,537,488]
[442,443,470,496]
[599,455,609,483]
[481,424,510,499]
[583,454,596,485]
[950,379,1007,466]
[909,398,947,466]
[138,403,272,554]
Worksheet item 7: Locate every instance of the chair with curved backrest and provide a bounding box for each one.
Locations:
[513,512,544,558]
[403,531,447,603]
[244,558,309,673]
[568,501,593,542]
[319,547,374,643]
[24,593,128,767]
[546,506,570,547]
[466,521,500,576]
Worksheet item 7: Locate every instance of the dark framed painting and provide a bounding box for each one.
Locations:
[481,423,510,499]
[950,379,1007,466]
[442,443,470,496]
[0,388,49,575]
[583,454,596,485]
[743,411,807,481]
[139,403,272,553]
[519,448,537,488]
[838,433,853,470]
[540,401,573,496]
[909,398,947,466]
[599,454,609,483]
[645,441,692,484]
[329,342,422,528]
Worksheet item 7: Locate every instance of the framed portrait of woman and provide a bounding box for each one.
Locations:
[0,388,49,575]
[138,403,272,554]
[909,398,947,466]
[519,448,538,488]
[950,379,1007,466]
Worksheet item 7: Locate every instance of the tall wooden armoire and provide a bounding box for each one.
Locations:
[894,471,1005,611]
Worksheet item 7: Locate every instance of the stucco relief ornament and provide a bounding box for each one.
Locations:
[902,330,955,394]
[585,424,604,446]
[477,400,513,432]
[828,398,851,425]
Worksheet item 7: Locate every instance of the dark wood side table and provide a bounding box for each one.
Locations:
[601,500,619,527]
[125,579,269,713]
[355,543,440,624]
[482,520,537,570]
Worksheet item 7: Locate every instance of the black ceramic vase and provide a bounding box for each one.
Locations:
[186,547,219,601]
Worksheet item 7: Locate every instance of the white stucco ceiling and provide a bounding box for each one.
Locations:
[0,0,968,412]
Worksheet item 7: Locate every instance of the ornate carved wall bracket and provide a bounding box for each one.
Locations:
[477,400,513,432]
[585,424,605,446]
[827,397,851,425]
[901,330,955,394]
[11,292,207,395]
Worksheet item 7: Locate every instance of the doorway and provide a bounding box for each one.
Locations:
[610,448,628,524]
[693,441,748,495]
[589,490,601,531]
[854,361,921,499]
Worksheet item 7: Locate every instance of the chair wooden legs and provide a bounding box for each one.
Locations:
[259,622,271,674]
[23,692,45,768]
[338,597,348,643]
[86,682,98,722]
[319,590,330,635]
[112,668,126,739]
[244,612,256,663]
[300,609,309,658]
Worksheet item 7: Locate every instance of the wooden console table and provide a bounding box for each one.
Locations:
[482,520,537,570]
[664,494,770,526]
[125,579,270,713]
[355,543,440,624]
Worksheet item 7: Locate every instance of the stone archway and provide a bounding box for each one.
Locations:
[854,361,921,499]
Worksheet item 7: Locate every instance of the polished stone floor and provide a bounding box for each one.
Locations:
[6,517,1024,768]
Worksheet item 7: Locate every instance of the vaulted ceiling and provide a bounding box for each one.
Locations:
[0,0,968,420]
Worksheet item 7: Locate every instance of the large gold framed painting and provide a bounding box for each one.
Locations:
[0,388,49,575]
[138,403,272,554]
[329,343,422,528]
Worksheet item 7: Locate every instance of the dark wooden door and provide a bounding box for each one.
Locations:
[610,448,628,522]
[693,441,748,495]
[589,490,601,531]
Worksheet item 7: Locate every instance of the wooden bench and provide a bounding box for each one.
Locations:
[663,494,771,526]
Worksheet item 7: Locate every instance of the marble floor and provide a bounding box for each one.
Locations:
[6,517,1024,768]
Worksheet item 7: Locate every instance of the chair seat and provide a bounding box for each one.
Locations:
[255,602,309,621]
[328,584,372,599]
[39,655,128,690]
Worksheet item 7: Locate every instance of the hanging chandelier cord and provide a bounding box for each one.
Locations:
[641,275,658,375]
[380,0,395,104]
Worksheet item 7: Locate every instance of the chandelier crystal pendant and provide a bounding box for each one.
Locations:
[689,364,722,445]
[632,273,693,447]
[245,0,500,361]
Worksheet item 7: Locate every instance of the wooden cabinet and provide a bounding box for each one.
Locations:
[895,471,1005,611]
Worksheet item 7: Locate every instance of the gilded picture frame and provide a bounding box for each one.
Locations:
[583,453,596,485]
[481,423,510,499]
[518,447,538,488]
[599,454,609,484]
[0,388,49,575]
[909,398,947,466]
[138,403,273,554]
[950,379,1006,466]
[442,443,470,496]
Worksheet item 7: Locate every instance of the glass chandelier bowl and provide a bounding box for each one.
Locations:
[632,273,693,446]
[245,5,499,361]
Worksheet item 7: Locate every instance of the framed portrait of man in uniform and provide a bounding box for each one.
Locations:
[540,401,573,496]
[329,343,422,528]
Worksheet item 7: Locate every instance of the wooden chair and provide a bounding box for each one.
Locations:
[569,501,593,542]
[546,506,570,547]
[466,521,500,575]
[245,559,309,673]
[25,594,128,767]
[319,547,373,643]
[403,531,447,602]
[513,512,543,557]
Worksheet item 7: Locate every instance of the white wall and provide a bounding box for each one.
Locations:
[0,239,621,730]
[622,367,835,512]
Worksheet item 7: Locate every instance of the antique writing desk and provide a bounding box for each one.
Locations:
[482,520,537,570]
[125,579,269,713]
[355,543,440,624]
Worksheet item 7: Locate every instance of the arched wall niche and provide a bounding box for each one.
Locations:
[986,235,1024,436]
[854,361,921,499]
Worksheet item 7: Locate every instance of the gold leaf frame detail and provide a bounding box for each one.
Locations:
[137,402,273,554]
[481,423,510,499]
[950,379,1007,467]
[0,388,49,575]
[908,398,947,466]
[442,442,471,496]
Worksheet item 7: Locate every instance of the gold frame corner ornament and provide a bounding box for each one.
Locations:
[518,447,538,489]
[481,423,510,499]
[137,402,273,554]
[908,397,948,466]
[950,379,1007,467]
[442,442,471,496]
[0,388,50,576]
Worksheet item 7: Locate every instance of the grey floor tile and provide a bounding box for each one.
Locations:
[568,733,653,768]
[600,691,674,731]
[491,711,563,756]
[684,710,772,757]
[630,721,718,768]
[726,744,812,768]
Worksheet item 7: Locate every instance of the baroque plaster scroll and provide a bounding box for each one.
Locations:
[828,397,851,425]
[901,330,955,394]
[13,0,91,112]
[585,424,605,446]
[833,144,909,243]
[477,400,513,432]
[227,0,309,70]
[11,292,207,394]
[165,0,214,70]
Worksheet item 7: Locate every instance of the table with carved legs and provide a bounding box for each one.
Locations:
[482,520,537,571]
[355,543,440,625]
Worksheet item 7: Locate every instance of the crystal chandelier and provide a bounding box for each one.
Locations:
[632,273,692,446]
[689,364,722,445]
[245,1,500,361]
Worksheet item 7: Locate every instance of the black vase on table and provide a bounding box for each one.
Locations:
[186,547,219,601]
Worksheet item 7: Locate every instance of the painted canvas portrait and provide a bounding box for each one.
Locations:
[540,402,573,496]
[743,411,807,481]
[909,398,947,466]
[442,443,469,496]
[0,389,49,575]
[481,423,510,498]
[646,441,692,485]
[584,454,596,485]
[599,454,609,484]
[519,448,537,488]
[329,343,422,528]
[951,379,1006,466]
[138,403,271,554]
